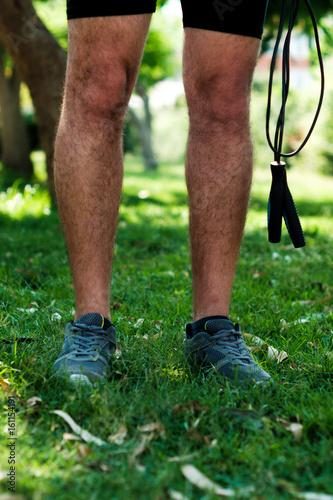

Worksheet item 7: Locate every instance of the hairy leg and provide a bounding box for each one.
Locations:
[183,29,261,321]
[54,15,151,320]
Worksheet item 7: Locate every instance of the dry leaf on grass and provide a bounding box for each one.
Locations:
[267,345,289,363]
[0,376,22,403]
[77,444,92,460]
[0,376,11,392]
[169,490,191,500]
[138,422,166,438]
[280,314,324,332]
[297,493,333,500]
[286,423,303,441]
[289,363,323,372]
[168,453,198,463]
[294,295,333,307]
[63,433,81,441]
[181,464,235,497]
[277,419,303,441]
[279,480,333,500]
[53,410,106,446]
[108,425,128,445]
[129,433,154,472]
[244,333,288,363]
[26,396,42,407]
[111,301,122,310]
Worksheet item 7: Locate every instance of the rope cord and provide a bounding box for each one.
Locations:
[265,0,324,247]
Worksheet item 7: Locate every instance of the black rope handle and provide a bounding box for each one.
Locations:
[265,0,324,247]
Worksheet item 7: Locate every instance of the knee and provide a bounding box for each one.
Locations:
[64,64,132,132]
[185,70,252,130]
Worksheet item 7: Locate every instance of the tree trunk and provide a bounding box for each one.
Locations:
[130,83,158,171]
[0,49,33,176]
[0,0,66,199]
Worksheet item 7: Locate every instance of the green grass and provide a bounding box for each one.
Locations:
[1,158,333,500]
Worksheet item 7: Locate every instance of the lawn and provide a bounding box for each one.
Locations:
[0,157,333,500]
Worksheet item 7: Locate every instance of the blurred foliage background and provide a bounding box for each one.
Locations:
[0,0,332,197]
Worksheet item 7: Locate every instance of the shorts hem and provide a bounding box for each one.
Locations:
[182,22,264,39]
[67,6,156,20]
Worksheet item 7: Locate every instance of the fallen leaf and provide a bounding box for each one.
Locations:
[278,479,333,500]
[53,410,106,446]
[26,396,42,407]
[0,376,22,403]
[134,318,144,328]
[14,268,34,276]
[298,493,333,499]
[120,375,128,388]
[111,301,122,310]
[138,422,166,438]
[129,433,154,471]
[289,363,323,372]
[77,444,92,459]
[51,313,62,321]
[0,376,11,392]
[181,464,235,497]
[168,453,198,463]
[244,333,288,364]
[63,432,81,441]
[286,423,303,441]
[267,345,289,363]
[290,364,303,372]
[169,491,191,500]
[108,425,128,445]
[307,342,318,348]
[296,295,333,306]
[277,419,303,440]
[28,302,38,309]
[251,270,266,278]
[210,438,218,448]
[99,463,112,472]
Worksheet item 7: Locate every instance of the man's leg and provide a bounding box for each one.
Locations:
[183,30,270,384]
[54,15,152,321]
[53,15,151,385]
[183,29,260,321]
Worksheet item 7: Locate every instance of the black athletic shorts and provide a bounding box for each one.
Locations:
[66,0,269,39]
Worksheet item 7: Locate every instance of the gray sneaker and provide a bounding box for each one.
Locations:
[185,316,271,386]
[52,313,117,386]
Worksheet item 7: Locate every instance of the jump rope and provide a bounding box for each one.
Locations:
[265,0,325,248]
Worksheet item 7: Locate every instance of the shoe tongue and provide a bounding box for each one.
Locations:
[204,318,235,334]
[75,313,111,330]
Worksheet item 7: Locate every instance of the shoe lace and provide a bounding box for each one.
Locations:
[70,325,106,357]
[210,329,252,364]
